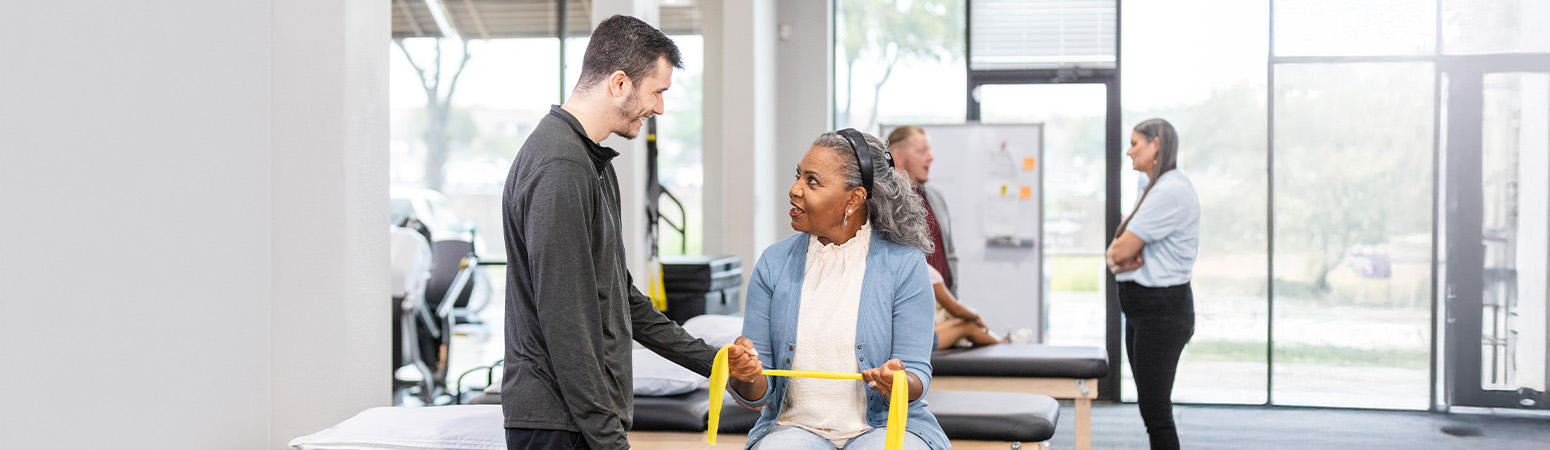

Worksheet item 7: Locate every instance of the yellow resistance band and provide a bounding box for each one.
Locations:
[707,345,909,450]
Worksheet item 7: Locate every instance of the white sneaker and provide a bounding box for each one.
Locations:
[394,364,425,383]
[1008,328,1034,344]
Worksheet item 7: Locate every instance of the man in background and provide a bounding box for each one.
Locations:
[887,126,957,294]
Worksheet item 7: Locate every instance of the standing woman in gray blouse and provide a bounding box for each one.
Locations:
[1106,118,1199,450]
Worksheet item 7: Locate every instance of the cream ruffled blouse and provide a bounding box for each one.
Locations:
[776,222,873,446]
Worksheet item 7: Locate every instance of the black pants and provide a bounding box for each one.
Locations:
[1118,281,1195,450]
[506,428,589,450]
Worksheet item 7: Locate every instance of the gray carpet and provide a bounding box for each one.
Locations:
[1037,402,1549,450]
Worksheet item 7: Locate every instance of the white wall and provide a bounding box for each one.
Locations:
[774,0,835,242]
[0,0,387,448]
[699,0,830,299]
[269,0,390,445]
[703,0,778,293]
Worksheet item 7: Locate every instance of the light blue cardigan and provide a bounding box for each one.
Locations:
[733,231,949,450]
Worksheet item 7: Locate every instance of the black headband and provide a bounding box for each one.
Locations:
[839,128,892,198]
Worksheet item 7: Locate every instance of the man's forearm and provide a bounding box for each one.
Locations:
[628,285,718,376]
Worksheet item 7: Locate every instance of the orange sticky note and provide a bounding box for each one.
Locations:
[1019,186,1032,199]
[1022,157,1037,170]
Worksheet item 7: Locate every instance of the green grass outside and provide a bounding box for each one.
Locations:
[1186,340,1429,370]
[1049,254,1104,292]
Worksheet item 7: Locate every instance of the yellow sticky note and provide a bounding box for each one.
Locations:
[1023,157,1037,170]
[1019,186,1032,199]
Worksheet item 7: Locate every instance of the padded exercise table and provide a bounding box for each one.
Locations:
[923,390,1059,446]
[931,344,1109,450]
[630,389,1059,449]
[300,393,1060,450]
[474,388,721,431]
[474,388,730,432]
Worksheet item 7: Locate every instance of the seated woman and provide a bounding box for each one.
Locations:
[723,129,949,450]
[927,265,1006,350]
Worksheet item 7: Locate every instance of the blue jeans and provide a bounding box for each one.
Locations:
[750,425,929,450]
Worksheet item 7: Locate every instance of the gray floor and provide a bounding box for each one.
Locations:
[1041,402,1549,450]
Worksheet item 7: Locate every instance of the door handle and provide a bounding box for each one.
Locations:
[1445,284,1456,324]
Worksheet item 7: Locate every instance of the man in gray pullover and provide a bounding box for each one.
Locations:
[500,15,760,450]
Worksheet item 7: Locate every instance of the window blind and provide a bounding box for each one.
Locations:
[970,0,1117,70]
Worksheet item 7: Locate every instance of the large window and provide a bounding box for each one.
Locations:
[391,34,560,405]
[1269,1,1442,411]
[834,0,966,132]
[389,1,704,404]
[839,0,1544,410]
[1271,63,1435,409]
[1272,0,1436,57]
[1441,0,1550,55]
[653,35,706,255]
[1121,0,1270,405]
[1117,0,1444,410]
[391,37,561,241]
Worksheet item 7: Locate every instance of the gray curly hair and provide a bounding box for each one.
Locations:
[813,131,934,253]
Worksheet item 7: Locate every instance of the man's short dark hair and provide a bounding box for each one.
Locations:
[576,15,683,91]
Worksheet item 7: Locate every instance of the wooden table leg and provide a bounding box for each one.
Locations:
[1075,397,1092,450]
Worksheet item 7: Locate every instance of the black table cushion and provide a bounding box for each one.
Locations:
[628,389,764,433]
[932,344,1109,379]
[531,386,1061,443]
[631,389,710,431]
[718,391,764,433]
[928,390,1059,442]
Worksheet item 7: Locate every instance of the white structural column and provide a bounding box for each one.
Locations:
[0,0,388,448]
[773,0,835,243]
[269,0,390,447]
[703,0,778,298]
[592,0,660,289]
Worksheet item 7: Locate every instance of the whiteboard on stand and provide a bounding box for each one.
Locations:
[882,123,1045,342]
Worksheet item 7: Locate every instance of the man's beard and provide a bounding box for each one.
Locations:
[614,95,649,139]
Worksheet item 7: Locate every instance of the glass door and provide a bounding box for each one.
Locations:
[979,83,1110,350]
[1444,67,1550,410]
[971,78,1127,401]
